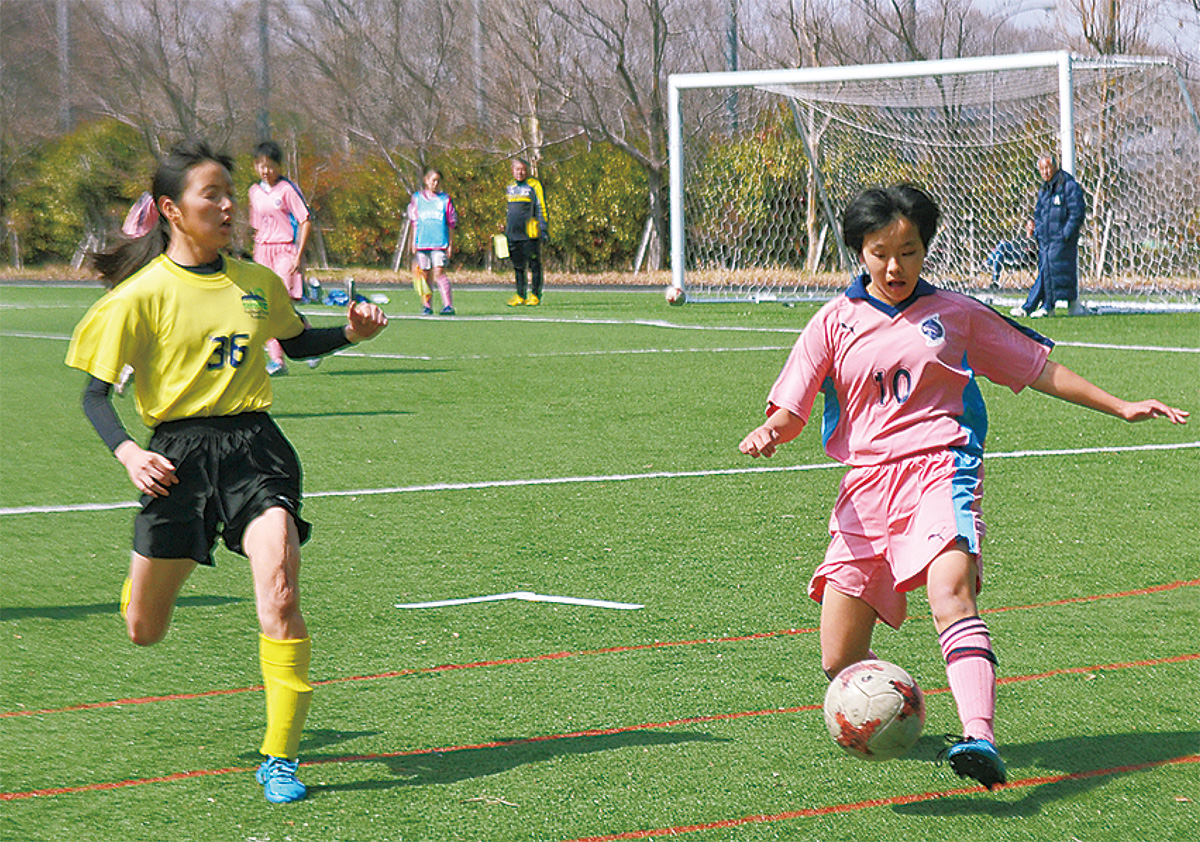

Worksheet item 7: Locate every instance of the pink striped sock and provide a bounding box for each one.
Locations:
[939,617,997,743]
[435,276,453,309]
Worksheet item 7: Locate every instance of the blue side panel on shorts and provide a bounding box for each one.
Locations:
[950,448,984,554]
[820,376,840,449]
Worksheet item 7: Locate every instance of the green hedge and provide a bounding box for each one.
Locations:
[1,121,651,273]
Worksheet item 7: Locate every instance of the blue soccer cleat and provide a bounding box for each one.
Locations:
[942,736,1007,790]
[256,756,307,803]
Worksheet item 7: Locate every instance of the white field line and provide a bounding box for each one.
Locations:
[2,441,1196,517]
[1053,340,1200,354]
[337,345,794,362]
[7,329,1197,361]
[4,310,1198,356]
[0,331,72,341]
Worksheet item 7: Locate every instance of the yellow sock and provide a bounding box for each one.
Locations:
[120,577,132,619]
[259,635,313,759]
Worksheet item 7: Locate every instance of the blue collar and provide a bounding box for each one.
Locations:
[846,271,938,316]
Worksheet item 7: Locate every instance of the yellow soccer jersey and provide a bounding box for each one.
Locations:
[66,255,304,428]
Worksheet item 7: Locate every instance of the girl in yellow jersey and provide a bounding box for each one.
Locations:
[66,139,388,803]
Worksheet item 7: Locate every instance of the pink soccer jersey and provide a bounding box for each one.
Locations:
[766,277,1053,466]
[249,179,309,245]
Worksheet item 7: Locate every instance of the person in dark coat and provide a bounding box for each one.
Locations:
[1013,154,1086,318]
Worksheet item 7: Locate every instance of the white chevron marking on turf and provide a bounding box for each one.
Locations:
[394,592,643,610]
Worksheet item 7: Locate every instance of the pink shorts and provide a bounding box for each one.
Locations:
[809,449,985,629]
[254,242,303,299]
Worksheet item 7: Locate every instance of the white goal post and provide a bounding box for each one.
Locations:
[667,52,1200,310]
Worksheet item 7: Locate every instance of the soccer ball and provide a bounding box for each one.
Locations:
[665,285,686,306]
[823,660,925,761]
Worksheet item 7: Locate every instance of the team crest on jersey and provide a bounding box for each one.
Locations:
[919,314,946,347]
[242,290,269,320]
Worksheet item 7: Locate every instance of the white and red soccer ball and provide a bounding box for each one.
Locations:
[665,285,686,306]
[823,660,925,761]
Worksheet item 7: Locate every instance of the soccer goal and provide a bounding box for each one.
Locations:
[667,52,1200,311]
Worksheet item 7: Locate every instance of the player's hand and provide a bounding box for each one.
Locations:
[740,425,781,458]
[346,301,388,342]
[115,442,178,497]
[1119,400,1189,424]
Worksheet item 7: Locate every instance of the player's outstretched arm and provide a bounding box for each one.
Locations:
[345,301,388,343]
[1030,359,1189,424]
[740,407,806,458]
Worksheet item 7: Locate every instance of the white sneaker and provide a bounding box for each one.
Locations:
[307,357,322,369]
[1029,307,1050,318]
[1009,306,1027,317]
[1067,300,1088,316]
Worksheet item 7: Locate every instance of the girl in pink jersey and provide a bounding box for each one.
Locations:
[250,141,313,375]
[740,184,1187,790]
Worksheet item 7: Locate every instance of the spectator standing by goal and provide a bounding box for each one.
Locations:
[1013,153,1086,318]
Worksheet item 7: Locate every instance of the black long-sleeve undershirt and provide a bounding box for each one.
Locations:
[279,325,352,359]
[80,326,353,452]
[82,376,133,452]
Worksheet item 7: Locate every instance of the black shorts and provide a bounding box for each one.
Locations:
[133,413,312,566]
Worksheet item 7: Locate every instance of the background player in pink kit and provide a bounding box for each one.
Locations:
[739,184,1188,790]
[249,141,314,375]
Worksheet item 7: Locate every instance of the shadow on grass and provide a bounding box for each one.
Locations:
[0,595,243,622]
[272,409,414,420]
[238,728,384,763]
[316,368,456,378]
[315,730,729,793]
[895,730,1199,817]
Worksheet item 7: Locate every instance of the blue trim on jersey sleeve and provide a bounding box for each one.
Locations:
[998,312,1055,349]
[820,376,841,449]
[279,178,309,245]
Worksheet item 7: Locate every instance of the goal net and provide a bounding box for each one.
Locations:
[667,52,1200,311]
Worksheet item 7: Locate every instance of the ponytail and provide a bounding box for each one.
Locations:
[89,221,170,289]
[87,138,234,288]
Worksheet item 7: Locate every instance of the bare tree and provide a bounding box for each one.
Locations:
[537,0,725,269]
[285,0,470,181]
[75,0,258,154]
[480,3,575,165]
[0,2,64,262]
[738,1,856,271]
[1068,0,1154,54]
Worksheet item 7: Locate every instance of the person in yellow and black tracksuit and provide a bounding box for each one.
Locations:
[503,158,549,306]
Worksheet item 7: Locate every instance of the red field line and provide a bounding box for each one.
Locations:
[3,578,1196,719]
[562,754,1200,842]
[2,652,1196,802]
